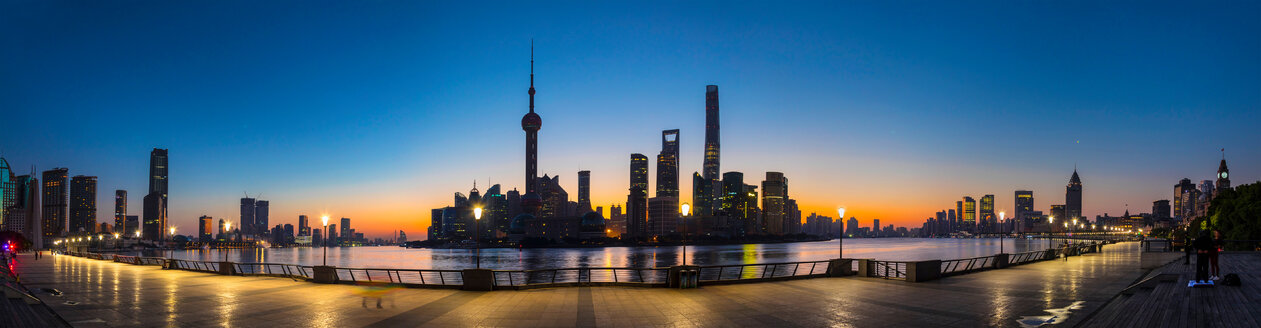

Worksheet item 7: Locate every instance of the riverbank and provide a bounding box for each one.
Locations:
[14,242,1160,327]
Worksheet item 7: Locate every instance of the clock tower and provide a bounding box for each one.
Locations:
[1217,151,1230,192]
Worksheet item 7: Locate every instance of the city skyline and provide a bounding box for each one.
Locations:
[3,1,1260,239]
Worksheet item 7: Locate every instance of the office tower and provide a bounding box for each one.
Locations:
[298,215,309,235]
[484,184,509,235]
[537,175,568,218]
[1066,169,1083,221]
[429,208,443,241]
[702,85,721,213]
[785,198,801,234]
[114,190,127,234]
[125,215,138,235]
[962,196,976,232]
[947,209,957,233]
[254,200,269,235]
[761,172,787,235]
[626,154,649,238]
[692,172,711,218]
[144,148,168,241]
[0,158,11,229]
[979,194,994,233]
[872,219,880,237]
[283,224,294,244]
[340,217,351,240]
[42,168,68,240]
[4,174,39,245]
[69,175,97,233]
[1014,190,1033,232]
[1217,155,1230,192]
[239,198,256,235]
[577,171,591,213]
[1153,200,1171,219]
[199,216,213,242]
[656,129,680,198]
[328,224,338,242]
[522,46,542,194]
[219,218,227,236]
[647,196,678,236]
[846,216,858,237]
[1173,178,1195,220]
[954,201,963,231]
[1050,205,1066,225]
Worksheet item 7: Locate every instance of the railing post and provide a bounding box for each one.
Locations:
[461,269,494,291]
[994,253,1010,269]
[312,266,338,284]
[827,259,854,277]
[857,259,872,277]
[218,261,236,275]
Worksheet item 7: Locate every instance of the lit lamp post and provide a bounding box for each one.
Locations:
[999,211,1006,253]
[1048,216,1055,249]
[680,203,690,265]
[474,207,482,269]
[223,221,232,262]
[837,207,846,259]
[320,216,329,266]
[168,226,177,259]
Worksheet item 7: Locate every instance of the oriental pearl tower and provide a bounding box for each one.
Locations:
[520,42,543,216]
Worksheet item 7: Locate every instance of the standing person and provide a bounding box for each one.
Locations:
[1210,230,1223,280]
[1192,230,1214,284]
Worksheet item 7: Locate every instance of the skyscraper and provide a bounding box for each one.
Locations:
[239,198,256,235]
[4,173,39,246]
[1066,169,1083,221]
[1152,200,1171,219]
[42,168,68,241]
[1014,190,1033,232]
[979,194,994,233]
[761,172,787,235]
[577,170,591,213]
[0,158,12,229]
[692,172,711,219]
[656,129,680,198]
[254,200,270,236]
[298,215,309,236]
[962,196,976,232]
[69,175,97,233]
[143,148,168,240]
[199,215,213,242]
[1173,178,1195,220]
[701,85,721,217]
[626,154,649,238]
[340,217,351,239]
[114,190,127,234]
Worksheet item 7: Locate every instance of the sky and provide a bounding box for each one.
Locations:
[2,1,1259,239]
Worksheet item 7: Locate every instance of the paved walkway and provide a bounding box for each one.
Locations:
[13,242,1156,327]
[1080,252,1261,327]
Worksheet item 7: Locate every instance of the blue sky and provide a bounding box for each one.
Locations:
[2,1,1258,237]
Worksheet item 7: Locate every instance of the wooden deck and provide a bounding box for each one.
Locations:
[1080,252,1261,327]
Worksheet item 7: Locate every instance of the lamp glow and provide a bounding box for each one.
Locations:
[680,203,691,216]
[474,207,482,220]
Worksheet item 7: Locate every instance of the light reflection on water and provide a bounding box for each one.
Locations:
[116,237,1053,270]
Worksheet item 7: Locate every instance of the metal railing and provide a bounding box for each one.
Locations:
[169,259,220,273]
[1008,250,1050,265]
[698,260,833,282]
[334,268,465,287]
[493,268,669,287]
[868,260,909,279]
[941,255,998,276]
[233,263,312,279]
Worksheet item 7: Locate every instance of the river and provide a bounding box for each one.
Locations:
[112,237,1066,270]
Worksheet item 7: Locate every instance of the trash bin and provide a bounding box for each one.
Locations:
[679,269,699,289]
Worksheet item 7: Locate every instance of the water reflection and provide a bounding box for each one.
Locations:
[112,237,1053,270]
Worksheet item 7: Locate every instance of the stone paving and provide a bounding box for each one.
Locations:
[11,242,1158,327]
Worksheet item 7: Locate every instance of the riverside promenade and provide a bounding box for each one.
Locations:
[13,242,1169,327]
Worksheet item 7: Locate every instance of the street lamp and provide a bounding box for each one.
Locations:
[999,211,1006,253]
[223,221,233,262]
[837,207,846,259]
[680,203,691,266]
[473,207,483,269]
[321,216,330,266]
[169,226,177,259]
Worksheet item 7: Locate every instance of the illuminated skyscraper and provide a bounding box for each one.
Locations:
[761,172,787,235]
[700,85,721,217]
[114,190,127,234]
[199,215,213,242]
[962,196,976,232]
[1014,190,1033,232]
[42,168,68,240]
[522,44,542,194]
[298,215,309,236]
[1173,178,1195,220]
[254,200,269,235]
[0,158,11,229]
[979,194,994,233]
[626,154,649,238]
[1066,169,1083,221]
[239,198,256,235]
[69,175,96,233]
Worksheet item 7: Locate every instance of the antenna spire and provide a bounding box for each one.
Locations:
[528,39,535,113]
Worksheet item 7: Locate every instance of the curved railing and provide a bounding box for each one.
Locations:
[698,260,833,282]
[169,259,220,273]
[234,263,312,279]
[334,268,465,287]
[940,255,997,277]
[492,267,669,288]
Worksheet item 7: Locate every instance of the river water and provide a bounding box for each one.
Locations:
[115,237,1064,270]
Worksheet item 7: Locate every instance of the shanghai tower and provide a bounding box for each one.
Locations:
[703,85,720,180]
